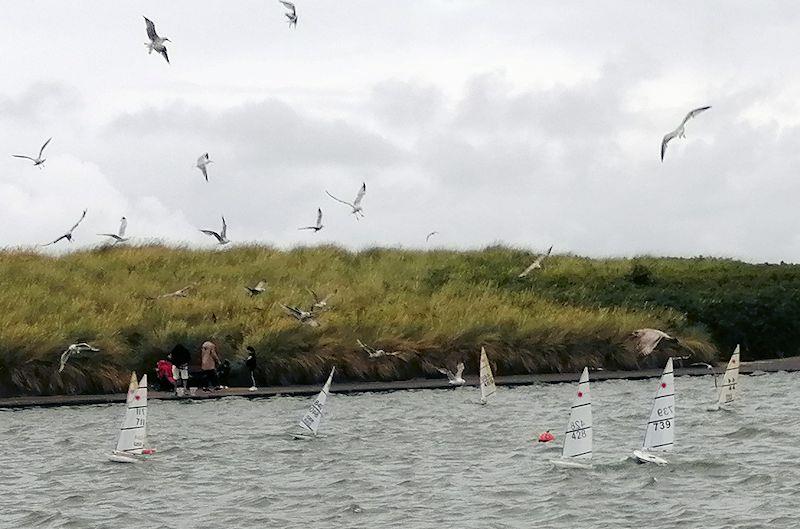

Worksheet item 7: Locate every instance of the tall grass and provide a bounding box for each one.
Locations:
[0,244,764,396]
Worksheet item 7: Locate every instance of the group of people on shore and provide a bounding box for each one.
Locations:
[154,341,259,395]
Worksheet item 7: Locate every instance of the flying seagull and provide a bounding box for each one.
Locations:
[357,339,401,358]
[200,216,229,245]
[660,106,711,161]
[437,362,465,385]
[280,303,319,327]
[326,182,366,219]
[148,285,193,300]
[299,208,324,232]
[12,137,52,168]
[58,343,100,373]
[196,153,212,182]
[144,16,170,64]
[426,231,439,242]
[245,280,267,296]
[518,245,553,277]
[307,288,333,311]
[631,328,678,357]
[97,217,129,244]
[42,209,87,246]
[279,1,298,27]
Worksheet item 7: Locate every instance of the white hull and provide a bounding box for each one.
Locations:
[551,458,592,470]
[108,451,141,463]
[291,431,326,441]
[633,449,668,465]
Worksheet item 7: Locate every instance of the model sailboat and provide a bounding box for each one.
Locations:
[551,367,592,469]
[633,358,674,465]
[479,347,496,404]
[292,367,335,440]
[716,344,740,407]
[108,373,155,463]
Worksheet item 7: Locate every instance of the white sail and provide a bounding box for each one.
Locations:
[641,357,675,452]
[298,367,335,436]
[562,367,592,460]
[479,347,496,404]
[717,345,740,405]
[115,373,148,454]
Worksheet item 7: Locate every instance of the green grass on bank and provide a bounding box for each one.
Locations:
[2,244,792,396]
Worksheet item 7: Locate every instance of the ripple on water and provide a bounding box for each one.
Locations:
[0,371,798,529]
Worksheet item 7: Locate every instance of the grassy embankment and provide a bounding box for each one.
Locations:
[2,245,796,396]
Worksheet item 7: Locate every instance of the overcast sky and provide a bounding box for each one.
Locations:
[1,1,800,261]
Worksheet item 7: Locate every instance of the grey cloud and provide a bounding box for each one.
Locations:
[0,82,82,124]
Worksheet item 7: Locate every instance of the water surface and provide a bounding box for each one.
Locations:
[1,372,797,528]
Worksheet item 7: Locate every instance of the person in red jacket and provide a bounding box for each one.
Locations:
[156,358,175,391]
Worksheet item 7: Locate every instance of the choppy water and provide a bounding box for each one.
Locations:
[1,371,798,528]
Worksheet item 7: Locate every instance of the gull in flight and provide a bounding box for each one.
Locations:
[144,17,170,64]
[200,216,229,245]
[280,304,319,327]
[631,328,678,357]
[326,182,366,219]
[518,245,553,277]
[426,231,439,242]
[196,153,212,182]
[279,1,298,27]
[298,208,324,232]
[97,217,129,245]
[12,137,52,168]
[661,106,711,161]
[42,209,87,246]
[245,280,268,296]
[147,285,193,300]
[307,288,333,311]
[58,343,100,373]
[437,362,465,385]
[357,339,401,358]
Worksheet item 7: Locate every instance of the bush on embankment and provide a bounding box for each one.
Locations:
[1,244,790,396]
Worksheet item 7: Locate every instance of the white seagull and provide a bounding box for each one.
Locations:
[299,208,324,232]
[12,137,52,168]
[58,343,100,373]
[144,16,170,64]
[196,153,212,182]
[280,304,319,327]
[200,216,229,245]
[326,182,366,219]
[42,209,87,246]
[357,339,401,358]
[149,285,193,300]
[437,362,465,385]
[661,106,711,161]
[245,280,268,296]
[307,288,333,311]
[426,231,439,242]
[518,245,553,277]
[279,1,298,27]
[97,217,129,245]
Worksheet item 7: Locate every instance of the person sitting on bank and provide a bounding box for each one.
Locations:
[170,344,191,396]
[201,340,221,391]
[246,346,258,391]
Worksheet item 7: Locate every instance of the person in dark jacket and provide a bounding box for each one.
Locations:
[246,346,258,391]
[170,344,191,396]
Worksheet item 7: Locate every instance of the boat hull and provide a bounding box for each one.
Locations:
[551,458,592,470]
[633,449,668,465]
